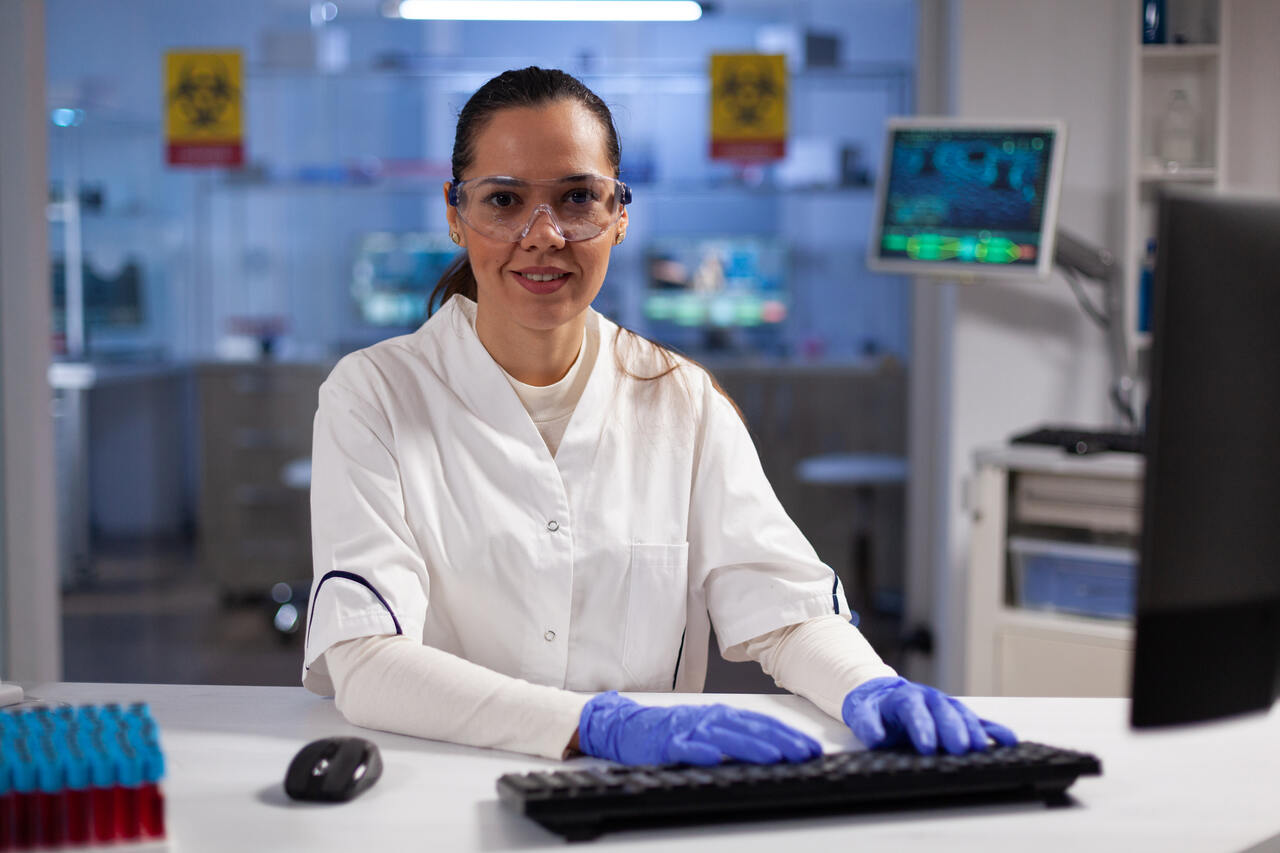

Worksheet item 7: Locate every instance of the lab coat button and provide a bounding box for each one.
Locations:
[546,520,559,532]
[544,630,556,641]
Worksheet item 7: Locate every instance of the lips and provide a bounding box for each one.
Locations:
[511,267,571,296]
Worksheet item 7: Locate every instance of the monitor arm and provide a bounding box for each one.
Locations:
[1054,228,1116,282]
[1054,227,1138,427]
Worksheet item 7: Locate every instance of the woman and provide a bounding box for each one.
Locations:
[302,66,1014,765]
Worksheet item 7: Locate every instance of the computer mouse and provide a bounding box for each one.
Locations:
[284,736,383,802]
[1067,437,1104,455]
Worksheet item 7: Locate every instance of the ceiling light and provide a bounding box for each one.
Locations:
[392,1,703,22]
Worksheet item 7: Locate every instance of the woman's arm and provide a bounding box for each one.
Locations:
[324,635,589,760]
[736,614,898,720]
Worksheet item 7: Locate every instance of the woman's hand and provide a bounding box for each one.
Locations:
[842,677,1018,755]
[577,691,822,766]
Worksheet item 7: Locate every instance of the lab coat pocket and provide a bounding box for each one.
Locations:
[621,542,690,691]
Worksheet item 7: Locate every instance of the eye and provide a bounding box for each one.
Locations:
[484,191,520,208]
[564,187,598,205]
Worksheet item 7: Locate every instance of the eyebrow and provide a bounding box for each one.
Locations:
[470,173,600,186]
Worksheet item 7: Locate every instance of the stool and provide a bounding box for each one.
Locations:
[794,453,908,620]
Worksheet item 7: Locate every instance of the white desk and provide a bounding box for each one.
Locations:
[20,683,1280,852]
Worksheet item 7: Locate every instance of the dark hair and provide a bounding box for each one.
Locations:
[428,67,622,313]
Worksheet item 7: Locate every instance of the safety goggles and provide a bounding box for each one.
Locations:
[447,173,632,243]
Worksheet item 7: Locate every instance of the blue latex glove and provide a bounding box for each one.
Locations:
[578,691,823,766]
[842,677,1018,755]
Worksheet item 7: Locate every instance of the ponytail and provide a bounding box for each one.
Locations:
[428,251,476,316]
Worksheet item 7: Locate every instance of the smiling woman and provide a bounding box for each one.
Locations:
[433,70,628,385]
[301,66,1015,768]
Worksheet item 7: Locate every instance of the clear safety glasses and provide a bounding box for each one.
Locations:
[447,174,632,243]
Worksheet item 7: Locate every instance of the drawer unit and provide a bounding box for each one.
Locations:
[1008,537,1137,621]
[197,362,329,598]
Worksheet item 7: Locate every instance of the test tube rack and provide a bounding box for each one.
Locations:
[0,703,167,851]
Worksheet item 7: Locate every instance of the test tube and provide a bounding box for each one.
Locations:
[60,726,92,846]
[0,737,14,852]
[32,732,68,849]
[126,705,166,839]
[8,736,35,850]
[83,727,119,844]
[139,747,166,839]
[112,726,143,840]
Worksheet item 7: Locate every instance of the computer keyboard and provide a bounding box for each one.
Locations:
[1011,425,1144,455]
[497,741,1103,840]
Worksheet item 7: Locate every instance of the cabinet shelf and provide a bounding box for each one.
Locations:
[1138,165,1217,183]
[1124,0,1226,372]
[998,605,1134,639]
[1141,43,1220,61]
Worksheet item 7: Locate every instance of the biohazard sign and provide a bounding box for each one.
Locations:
[710,54,787,162]
[165,50,244,167]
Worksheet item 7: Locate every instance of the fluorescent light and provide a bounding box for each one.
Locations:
[394,1,703,22]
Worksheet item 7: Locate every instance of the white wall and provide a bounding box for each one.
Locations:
[0,0,62,681]
[1224,0,1280,192]
[925,0,1133,691]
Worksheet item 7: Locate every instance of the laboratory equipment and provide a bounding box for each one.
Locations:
[350,232,459,327]
[0,702,166,849]
[643,235,789,353]
[1130,188,1280,727]
[867,119,1066,280]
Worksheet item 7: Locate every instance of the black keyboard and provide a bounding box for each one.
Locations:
[497,741,1102,840]
[1011,425,1144,455]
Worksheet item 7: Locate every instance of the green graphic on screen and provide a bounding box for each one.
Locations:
[877,129,1054,267]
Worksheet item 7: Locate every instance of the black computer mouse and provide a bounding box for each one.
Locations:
[284,736,383,802]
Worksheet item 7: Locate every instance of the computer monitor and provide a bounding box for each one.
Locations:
[1130,188,1280,727]
[867,118,1066,280]
[643,236,788,353]
[350,232,459,327]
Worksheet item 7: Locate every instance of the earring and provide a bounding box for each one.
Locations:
[614,231,625,246]
[450,231,461,245]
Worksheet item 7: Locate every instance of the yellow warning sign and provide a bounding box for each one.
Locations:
[710,54,787,161]
[165,50,244,167]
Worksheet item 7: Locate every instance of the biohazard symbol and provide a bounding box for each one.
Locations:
[714,59,782,128]
[168,59,239,132]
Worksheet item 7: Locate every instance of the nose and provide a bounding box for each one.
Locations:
[517,204,566,249]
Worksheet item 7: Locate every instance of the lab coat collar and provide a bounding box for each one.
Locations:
[420,295,620,474]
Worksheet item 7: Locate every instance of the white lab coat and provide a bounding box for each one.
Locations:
[302,295,850,696]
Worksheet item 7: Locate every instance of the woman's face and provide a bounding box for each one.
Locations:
[444,99,627,336]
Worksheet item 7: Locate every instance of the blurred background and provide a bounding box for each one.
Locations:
[2,0,1278,697]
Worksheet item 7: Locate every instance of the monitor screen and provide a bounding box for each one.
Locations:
[867,119,1066,280]
[351,232,459,327]
[643,236,788,353]
[1130,188,1280,727]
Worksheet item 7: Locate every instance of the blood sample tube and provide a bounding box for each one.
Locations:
[0,744,13,852]
[8,737,35,851]
[33,734,67,850]
[61,731,92,847]
[84,730,119,844]
[112,731,143,840]
[139,747,166,839]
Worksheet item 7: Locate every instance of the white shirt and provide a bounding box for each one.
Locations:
[303,294,852,696]
[501,323,595,457]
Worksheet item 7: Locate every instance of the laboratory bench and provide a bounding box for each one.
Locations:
[16,682,1280,852]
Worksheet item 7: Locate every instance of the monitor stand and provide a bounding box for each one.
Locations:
[0,682,23,707]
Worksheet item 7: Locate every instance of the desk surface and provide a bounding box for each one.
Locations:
[20,683,1280,853]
